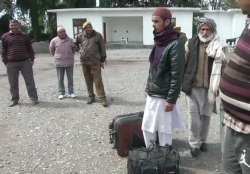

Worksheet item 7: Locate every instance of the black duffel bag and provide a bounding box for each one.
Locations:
[127,145,180,174]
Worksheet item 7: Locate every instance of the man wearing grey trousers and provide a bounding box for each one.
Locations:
[49,26,76,99]
[182,18,224,157]
[1,20,38,107]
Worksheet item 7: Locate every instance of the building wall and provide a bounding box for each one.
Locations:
[204,11,246,43]
[53,8,247,45]
[143,13,154,45]
[232,12,246,38]
[172,11,193,39]
[103,17,143,42]
[54,8,195,45]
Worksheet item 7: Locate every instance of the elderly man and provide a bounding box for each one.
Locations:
[49,26,76,99]
[1,20,38,107]
[76,21,108,107]
[220,0,250,173]
[182,18,225,157]
[141,7,185,148]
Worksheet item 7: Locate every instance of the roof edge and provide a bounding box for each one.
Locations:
[47,7,201,13]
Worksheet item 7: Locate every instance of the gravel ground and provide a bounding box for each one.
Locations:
[0,49,223,174]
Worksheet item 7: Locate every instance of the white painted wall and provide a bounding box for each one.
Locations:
[172,11,193,39]
[232,12,246,38]
[204,11,246,43]
[103,17,143,42]
[50,8,197,45]
[50,8,247,45]
[143,13,154,45]
[96,0,99,7]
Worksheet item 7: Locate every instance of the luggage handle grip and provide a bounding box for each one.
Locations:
[109,130,116,144]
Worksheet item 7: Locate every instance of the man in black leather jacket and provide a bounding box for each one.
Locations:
[141,7,185,148]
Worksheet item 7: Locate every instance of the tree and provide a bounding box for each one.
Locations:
[15,0,96,40]
[58,0,95,8]
[99,0,208,8]
[0,0,14,16]
[223,0,239,9]
[16,0,45,40]
[208,0,223,10]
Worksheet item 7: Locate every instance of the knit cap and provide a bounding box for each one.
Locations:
[152,7,172,21]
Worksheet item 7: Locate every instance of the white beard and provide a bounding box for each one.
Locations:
[198,33,215,43]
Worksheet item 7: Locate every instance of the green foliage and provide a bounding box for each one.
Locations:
[0,14,11,36]
[223,0,239,9]
[99,0,208,7]
[15,0,96,41]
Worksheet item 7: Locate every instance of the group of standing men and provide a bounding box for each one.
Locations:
[1,0,250,173]
[49,21,108,107]
[1,19,108,107]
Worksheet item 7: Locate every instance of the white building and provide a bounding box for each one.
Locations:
[47,8,246,46]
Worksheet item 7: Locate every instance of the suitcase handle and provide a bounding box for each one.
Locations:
[109,130,117,148]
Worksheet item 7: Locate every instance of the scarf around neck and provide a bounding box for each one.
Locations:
[149,25,179,65]
[153,25,179,47]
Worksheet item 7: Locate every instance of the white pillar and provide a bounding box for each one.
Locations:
[96,0,100,7]
[143,14,154,45]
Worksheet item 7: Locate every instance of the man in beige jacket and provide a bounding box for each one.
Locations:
[76,21,108,107]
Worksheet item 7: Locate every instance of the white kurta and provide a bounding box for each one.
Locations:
[142,95,186,134]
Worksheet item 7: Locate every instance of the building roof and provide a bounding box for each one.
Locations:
[201,9,242,13]
[47,7,201,13]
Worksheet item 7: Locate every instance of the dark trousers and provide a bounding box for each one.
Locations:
[81,64,106,100]
[7,60,38,102]
[223,127,250,174]
[56,66,74,95]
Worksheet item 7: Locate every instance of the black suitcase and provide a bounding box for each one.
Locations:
[109,112,145,157]
[127,145,180,174]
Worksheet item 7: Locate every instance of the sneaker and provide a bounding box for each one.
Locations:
[58,95,64,100]
[70,93,76,98]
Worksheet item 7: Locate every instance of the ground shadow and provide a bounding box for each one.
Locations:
[19,100,87,109]
[172,139,223,174]
[108,96,145,107]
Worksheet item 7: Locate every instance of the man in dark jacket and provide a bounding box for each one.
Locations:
[141,7,185,148]
[182,18,223,157]
[1,20,38,107]
[76,21,108,107]
[220,0,250,173]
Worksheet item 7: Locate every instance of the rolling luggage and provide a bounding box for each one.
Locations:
[127,145,180,174]
[109,112,145,157]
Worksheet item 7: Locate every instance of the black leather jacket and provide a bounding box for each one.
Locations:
[145,39,185,104]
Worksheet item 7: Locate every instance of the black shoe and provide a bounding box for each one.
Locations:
[190,147,200,157]
[86,97,95,104]
[31,100,39,105]
[102,100,108,107]
[9,101,18,107]
[200,143,208,152]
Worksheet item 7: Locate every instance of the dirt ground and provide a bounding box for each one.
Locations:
[0,49,223,174]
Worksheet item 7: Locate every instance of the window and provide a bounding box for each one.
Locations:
[72,18,87,39]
